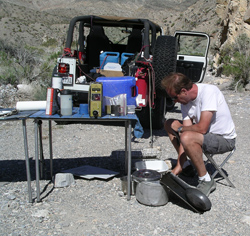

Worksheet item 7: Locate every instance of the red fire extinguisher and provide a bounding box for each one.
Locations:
[135,67,149,107]
[79,51,86,64]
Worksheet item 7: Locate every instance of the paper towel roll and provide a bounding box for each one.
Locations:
[16,101,47,111]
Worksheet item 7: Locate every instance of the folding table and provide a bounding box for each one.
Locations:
[30,108,139,202]
[0,109,36,203]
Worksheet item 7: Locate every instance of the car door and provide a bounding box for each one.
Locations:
[174,31,210,83]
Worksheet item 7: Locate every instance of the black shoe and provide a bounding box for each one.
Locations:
[181,165,196,177]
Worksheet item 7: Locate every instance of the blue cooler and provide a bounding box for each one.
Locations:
[121,52,134,65]
[96,76,138,112]
[100,52,120,69]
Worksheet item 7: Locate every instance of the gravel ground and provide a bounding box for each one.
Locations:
[1,73,250,236]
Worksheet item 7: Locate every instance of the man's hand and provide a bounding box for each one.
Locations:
[171,120,183,132]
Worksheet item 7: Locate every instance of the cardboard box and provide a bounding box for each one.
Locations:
[98,69,124,77]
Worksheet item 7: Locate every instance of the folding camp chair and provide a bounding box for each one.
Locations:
[172,129,236,188]
[204,146,236,188]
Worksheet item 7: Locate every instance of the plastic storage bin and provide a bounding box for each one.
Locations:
[96,76,138,112]
[121,52,134,66]
[100,52,120,69]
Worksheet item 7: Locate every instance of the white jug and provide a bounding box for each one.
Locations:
[60,90,72,116]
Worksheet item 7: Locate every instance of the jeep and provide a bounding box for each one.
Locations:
[52,15,210,129]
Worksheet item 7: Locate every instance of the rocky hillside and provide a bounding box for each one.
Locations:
[1,0,250,61]
[0,0,218,49]
[214,0,250,68]
[1,0,250,108]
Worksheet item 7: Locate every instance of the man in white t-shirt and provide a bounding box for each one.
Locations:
[161,72,236,196]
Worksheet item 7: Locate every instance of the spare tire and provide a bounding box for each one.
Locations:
[136,96,166,130]
[152,36,177,97]
[136,36,178,130]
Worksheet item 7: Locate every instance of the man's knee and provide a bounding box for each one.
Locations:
[180,131,203,148]
[179,132,190,145]
[164,119,180,131]
[164,119,176,133]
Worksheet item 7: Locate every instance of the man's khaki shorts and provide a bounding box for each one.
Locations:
[202,133,236,154]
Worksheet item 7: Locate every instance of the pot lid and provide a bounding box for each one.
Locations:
[132,169,161,182]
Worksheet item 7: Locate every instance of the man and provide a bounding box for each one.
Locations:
[161,72,236,196]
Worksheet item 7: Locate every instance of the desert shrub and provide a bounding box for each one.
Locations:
[0,39,59,88]
[0,39,40,85]
[49,51,62,61]
[32,84,48,101]
[41,38,58,47]
[220,34,250,90]
[0,46,19,84]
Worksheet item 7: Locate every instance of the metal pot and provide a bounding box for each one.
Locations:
[132,169,169,206]
[132,169,161,182]
[120,176,136,195]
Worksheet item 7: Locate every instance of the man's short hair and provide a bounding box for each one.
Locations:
[161,72,193,94]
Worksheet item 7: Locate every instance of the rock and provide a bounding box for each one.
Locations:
[241,215,250,226]
[164,160,172,170]
[0,84,18,107]
[216,0,250,45]
[17,84,33,94]
[244,7,250,24]
[141,147,161,158]
[32,209,49,218]
[54,173,75,188]
[245,83,250,91]
[7,194,16,200]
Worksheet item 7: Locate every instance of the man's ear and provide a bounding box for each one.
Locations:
[181,88,188,95]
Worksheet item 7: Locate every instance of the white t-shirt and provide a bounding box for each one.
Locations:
[181,84,236,139]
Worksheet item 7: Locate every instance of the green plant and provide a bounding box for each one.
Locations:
[0,39,58,87]
[32,85,48,101]
[0,47,19,85]
[0,69,19,85]
[41,38,58,47]
[49,51,62,60]
[220,34,250,90]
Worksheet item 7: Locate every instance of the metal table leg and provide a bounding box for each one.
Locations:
[38,120,44,179]
[22,119,32,203]
[49,120,53,179]
[34,119,41,202]
[126,120,132,201]
[125,122,128,174]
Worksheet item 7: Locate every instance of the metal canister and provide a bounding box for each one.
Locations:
[60,90,73,116]
[132,169,169,206]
